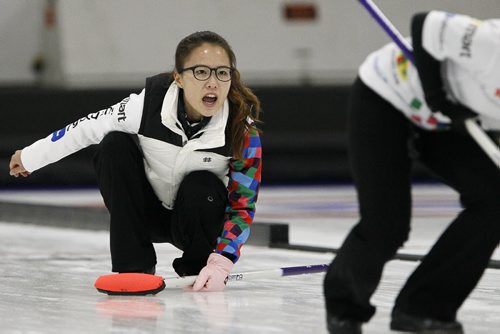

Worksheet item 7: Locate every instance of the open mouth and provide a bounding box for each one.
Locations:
[202,94,218,107]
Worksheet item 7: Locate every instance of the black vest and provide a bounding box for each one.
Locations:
[139,73,233,156]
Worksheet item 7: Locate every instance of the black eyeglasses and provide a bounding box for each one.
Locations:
[180,65,234,82]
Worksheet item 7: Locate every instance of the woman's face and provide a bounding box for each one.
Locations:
[175,43,232,121]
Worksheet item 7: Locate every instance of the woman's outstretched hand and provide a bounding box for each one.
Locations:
[9,150,30,177]
[192,253,233,292]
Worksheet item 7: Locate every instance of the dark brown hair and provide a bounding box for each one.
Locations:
[174,31,261,159]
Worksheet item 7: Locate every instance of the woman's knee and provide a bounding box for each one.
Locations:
[174,171,227,232]
[98,132,135,155]
[177,171,227,202]
[171,171,227,251]
[355,217,411,254]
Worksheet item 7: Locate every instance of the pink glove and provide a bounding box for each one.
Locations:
[192,253,233,292]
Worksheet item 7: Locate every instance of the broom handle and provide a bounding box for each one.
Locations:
[163,264,329,289]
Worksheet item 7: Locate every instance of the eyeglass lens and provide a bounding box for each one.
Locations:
[193,66,232,81]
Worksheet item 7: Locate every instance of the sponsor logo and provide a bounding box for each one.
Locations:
[426,114,438,126]
[48,97,129,142]
[104,107,113,116]
[396,53,409,81]
[69,108,112,129]
[410,115,422,125]
[410,98,422,110]
[460,19,481,58]
[117,97,129,122]
[52,107,115,140]
[51,127,66,142]
[203,157,212,163]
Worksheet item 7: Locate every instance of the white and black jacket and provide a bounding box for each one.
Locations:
[22,73,233,209]
[359,11,500,131]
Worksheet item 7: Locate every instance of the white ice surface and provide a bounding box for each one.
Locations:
[0,222,499,334]
[0,184,499,333]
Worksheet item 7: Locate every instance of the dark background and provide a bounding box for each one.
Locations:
[0,83,432,187]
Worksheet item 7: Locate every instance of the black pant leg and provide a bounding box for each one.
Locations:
[93,132,173,272]
[170,170,228,276]
[394,129,500,320]
[324,78,414,322]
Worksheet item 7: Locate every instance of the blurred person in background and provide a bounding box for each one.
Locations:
[324,10,500,334]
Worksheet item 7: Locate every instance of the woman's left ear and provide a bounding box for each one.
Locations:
[174,72,183,88]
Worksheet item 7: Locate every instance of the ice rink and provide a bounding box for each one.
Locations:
[0,184,499,333]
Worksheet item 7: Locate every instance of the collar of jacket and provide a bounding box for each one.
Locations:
[160,81,229,147]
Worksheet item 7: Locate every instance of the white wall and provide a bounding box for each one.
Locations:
[0,0,44,83]
[2,0,500,87]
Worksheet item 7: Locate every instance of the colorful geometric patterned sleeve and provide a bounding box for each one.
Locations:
[215,127,262,263]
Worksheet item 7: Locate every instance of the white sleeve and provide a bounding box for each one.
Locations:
[422,11,500,72]
[21,89,145,173]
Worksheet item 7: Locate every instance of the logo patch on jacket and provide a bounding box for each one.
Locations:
[396,53,409,81]
[203,157,212,163]
[117,97,130,122]
[51,128,66,142]
[459,19,481,58]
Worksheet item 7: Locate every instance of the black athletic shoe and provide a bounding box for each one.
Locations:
[390,310,463,333]
[327,314,362,334]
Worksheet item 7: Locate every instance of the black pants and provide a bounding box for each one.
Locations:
[93,132,228,276]
[324,78,500,322]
